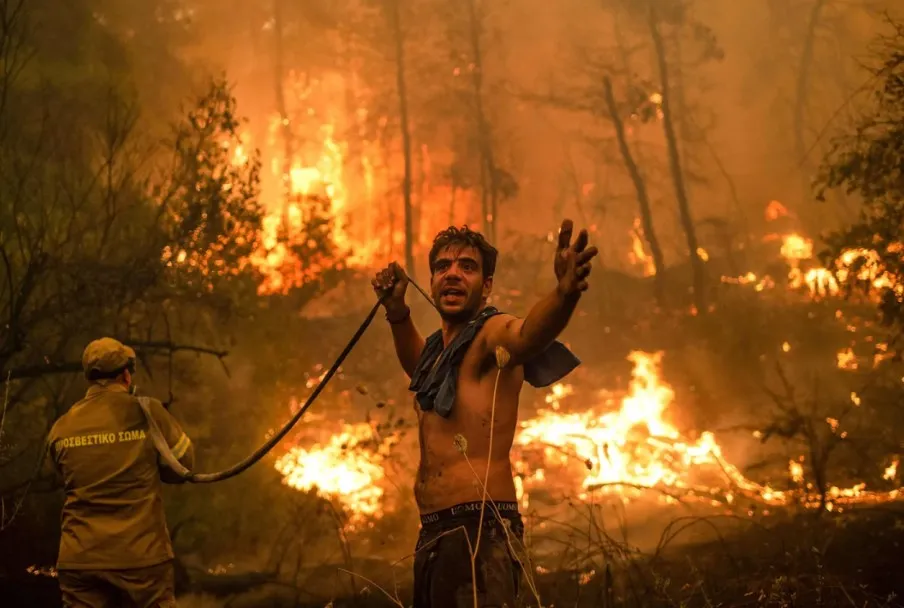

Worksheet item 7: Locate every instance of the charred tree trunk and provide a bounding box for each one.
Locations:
[272,0,292,228]
[804,421,829,514]
[328,503,359,602]
[649,9,707,314]
[794,0,827,200]
[465,0,498,243]
[703,136,751,257]
[602,76,666,306]
[672,33,692,161]
[413,143,423,246]
[388,0,416,280]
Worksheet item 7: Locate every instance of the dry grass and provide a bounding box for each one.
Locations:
[521,502,904,608]
[173,594,224,608]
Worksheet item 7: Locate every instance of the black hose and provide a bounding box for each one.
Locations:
[1,275,431,511]
[143,271,435,484]
[179,298,385,483]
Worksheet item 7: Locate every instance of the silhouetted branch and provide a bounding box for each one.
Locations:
[4,342,230,381]
[5,361,83,381]
[128,341,232,379]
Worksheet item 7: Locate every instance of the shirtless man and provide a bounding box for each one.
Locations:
[372,220,597,607]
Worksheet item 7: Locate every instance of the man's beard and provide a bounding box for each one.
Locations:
[435,291,483,323]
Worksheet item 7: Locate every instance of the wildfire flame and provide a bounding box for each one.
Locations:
[781,234,813,261]
[276,351,904,524]
[765,200,790,221]
[720,272,774,291]
[274,423,390,526]
[782,233,903,301]
[837,347,858,371]
[514,353,904,511]
[722,231,901,304]
[240,111,366,295]
[261,193,901,523]
[226,72,499,295]
[884,458,899,482]
[629,218,656,277]
[513,351,783,510]
[216,74,399,295]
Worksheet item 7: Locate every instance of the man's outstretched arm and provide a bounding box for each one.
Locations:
[483,290,580,367]
[482,219,598,366]
[373,262,425,378]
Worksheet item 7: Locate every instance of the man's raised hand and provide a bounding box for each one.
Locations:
[372,261,409,309]
[554,219,599,296]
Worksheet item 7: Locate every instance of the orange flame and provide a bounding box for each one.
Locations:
[780,234,813,261]
[276,351,904,522]
[513,352,904,511]
[836,348,858,371]
[513,351,780,509]
[274,423,389,527]
[629,219,656,277]
[720,232,901,303]
[765,200,789,221]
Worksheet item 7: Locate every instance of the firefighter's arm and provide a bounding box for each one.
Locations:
[146,399,195,483]
[40,434,63,489]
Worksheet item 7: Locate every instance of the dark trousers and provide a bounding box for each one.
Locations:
[57,560,176,608]
[413,502,525,608]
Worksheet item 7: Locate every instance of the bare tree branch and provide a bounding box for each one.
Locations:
[3,342,230,382]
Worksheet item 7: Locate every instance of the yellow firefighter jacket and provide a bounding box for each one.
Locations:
[47,383,193,570]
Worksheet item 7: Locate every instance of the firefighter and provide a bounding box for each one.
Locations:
[46,337,194,608]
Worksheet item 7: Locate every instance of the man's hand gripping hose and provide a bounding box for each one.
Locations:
[144,270,432,484]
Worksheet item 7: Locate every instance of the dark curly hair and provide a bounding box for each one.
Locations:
[428,226,498,279]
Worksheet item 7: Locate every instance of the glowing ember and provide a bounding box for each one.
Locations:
[789,460,804,484]
[720,272,775,292]
[836,248,889,289]
[781,234,813,261]
[26,566,57,578]
[775,233,901,302]
[884,458,899,482]
[274,423,388,525]
[803,267,839,298]
[837,348,858,370]
[874,342,894,367]
[545,383,573,411]
[765,200,789,221]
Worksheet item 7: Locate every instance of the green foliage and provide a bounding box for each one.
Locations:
[817,25,904,203]
[0,77,264,385]
[157,78,265,301]
[0,1,266,512]
[817,20,904,329]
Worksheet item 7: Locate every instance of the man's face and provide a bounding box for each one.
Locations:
[430,245,492,322]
